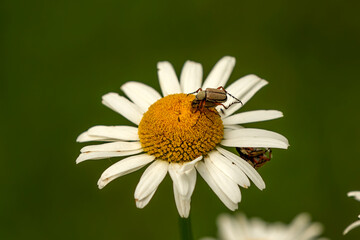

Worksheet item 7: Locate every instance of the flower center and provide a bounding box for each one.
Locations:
[138,93,224,163]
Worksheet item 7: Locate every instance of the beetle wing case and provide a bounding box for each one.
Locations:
[205,88,227,103]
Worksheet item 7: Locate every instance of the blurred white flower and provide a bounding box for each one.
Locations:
[344,191,360,235]
[201,213,327,240]
[76,56,289,218]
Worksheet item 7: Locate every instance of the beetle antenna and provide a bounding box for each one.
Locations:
[187,88,203,96]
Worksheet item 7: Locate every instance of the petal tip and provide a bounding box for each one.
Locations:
[97,180,106,189]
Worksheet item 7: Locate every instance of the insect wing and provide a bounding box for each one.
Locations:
[205,88,227,103]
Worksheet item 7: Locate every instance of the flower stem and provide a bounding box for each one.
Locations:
[179,216,194,240]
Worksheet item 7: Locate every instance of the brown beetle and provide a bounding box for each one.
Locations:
[236,147,272,169]
[190,86,242,112]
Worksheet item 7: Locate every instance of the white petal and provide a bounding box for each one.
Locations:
[173,167,196,218]
[136,189,156,209]
[78,125,139,141]
[102,93,144,125]
[97,153,155,189]
[344,219,360,235]
[224,128,288,144]
[179,155,203,172]
[286,213,311,235]
[202,56,235,89]
[204,157,241,203]
[222,128,289,149]
[169,163,192,196]
[134,160,168,202]
[196,161,238,211]
[217,214,241,240]
[348,191,360,201]
[180,60,203,93]
[121,81,162,112]
[157,61,181,96]
[222,110,283,125]
[219,74,268,117]
[185,167,197,199]
[208,151,250,188]
[299,223,324,239]
[216,146,265,190]
[76,149,143,164]
[224,125,244,130]
[76,132,115,142]
[81,141,142,153]
[173,183,189,218]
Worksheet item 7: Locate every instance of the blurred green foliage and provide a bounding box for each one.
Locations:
[1,0,360,239]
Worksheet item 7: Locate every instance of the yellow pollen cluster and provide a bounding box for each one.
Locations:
[138,94,224,163]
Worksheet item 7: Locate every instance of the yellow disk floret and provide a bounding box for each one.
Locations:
[138,93,223,163]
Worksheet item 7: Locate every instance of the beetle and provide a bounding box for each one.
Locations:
[189,86,242,112]
[236,147,272,169]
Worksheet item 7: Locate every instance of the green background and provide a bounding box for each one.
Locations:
[2,0,360,239]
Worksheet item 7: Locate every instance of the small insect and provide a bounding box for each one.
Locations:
[236,147,272,169]
[189,86,242,113]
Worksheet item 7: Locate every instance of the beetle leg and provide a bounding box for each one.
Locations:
[225,91,243,106]
[217,86,226,91]
[213,102,228,109]
[199,99,206,112]
[203,112,214,124]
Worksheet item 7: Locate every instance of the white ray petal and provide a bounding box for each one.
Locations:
[81,141,142,153]
[222,110,283,125]
[76,132,115,142]
[76,149,143,164]
[348,191,360,201]
[157,61,181,96]
[179,155,203,172]
[169,163,194,196]
[102,93,144,125]
[121,81,162,112]
[216,146,265,190]
[204,157,241,203]
[136,189,156,209]
[97,153,155,189]
[221,137,288,149]
[224,128,288,144]
[224,128,239,137]
[202,56,235,89]
[222,128,289,149]
[217,214,241,240]
[196,161,238,211]
[78,125,139,142]
[223,125,244,130]
[298,223,324,240]
[344,219,360,235]
[134,160,168,202]
[180,60,203,93]
[185,167,197,199]
[173,167,196,218]
[173,183,188,218]
[287,213,311,235]
[219,74,268,117]
[208,151,250,188]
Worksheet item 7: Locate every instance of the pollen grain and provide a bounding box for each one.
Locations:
[138,94,223,163]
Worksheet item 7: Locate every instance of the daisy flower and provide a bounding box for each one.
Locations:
[344,191,360,235]
[201,213,327,240]
[76,56,289,218]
